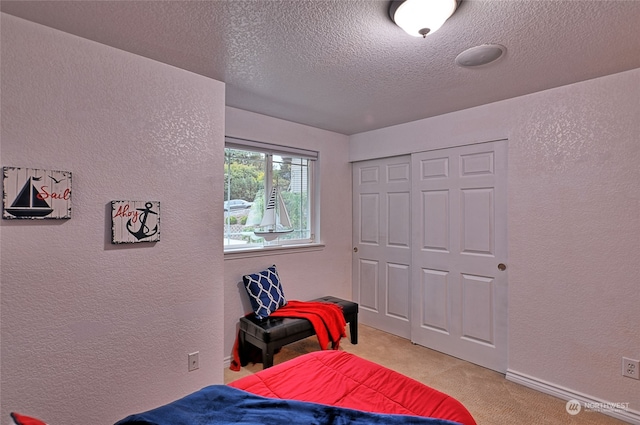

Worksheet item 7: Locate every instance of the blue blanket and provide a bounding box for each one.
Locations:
[115,385,461,425]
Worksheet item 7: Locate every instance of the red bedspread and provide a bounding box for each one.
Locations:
[229,350,477,425]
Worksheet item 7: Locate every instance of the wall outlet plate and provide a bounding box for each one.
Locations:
[622,357,639,380]
[188,352,199,372]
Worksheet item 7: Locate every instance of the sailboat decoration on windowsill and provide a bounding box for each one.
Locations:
[253,187,294,241]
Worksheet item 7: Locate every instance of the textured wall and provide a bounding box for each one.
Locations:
[507,69,639,409]
[223,107,352,363]
[1,14,225,423]
[350,68,640,414]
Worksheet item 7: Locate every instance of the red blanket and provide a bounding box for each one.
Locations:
[230,300,347,371]
[230,351,478,425]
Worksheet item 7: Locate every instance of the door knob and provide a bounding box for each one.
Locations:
[497,263,506,271]
[353,247,358,253]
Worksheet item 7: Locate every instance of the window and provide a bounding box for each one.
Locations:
[223,137,317,251]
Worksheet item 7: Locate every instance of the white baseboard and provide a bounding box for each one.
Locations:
[223,355,232,369]
[506,369,640,424]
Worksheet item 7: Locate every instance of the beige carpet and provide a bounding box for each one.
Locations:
[225,324,627,424]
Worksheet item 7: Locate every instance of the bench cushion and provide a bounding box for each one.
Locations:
[312,296,358,317]
[240,316,311,344]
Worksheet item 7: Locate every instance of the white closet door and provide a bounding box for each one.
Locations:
[352,156,411,338]
[411,140,508,372]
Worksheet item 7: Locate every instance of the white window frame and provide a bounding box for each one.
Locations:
[223,137,321,256]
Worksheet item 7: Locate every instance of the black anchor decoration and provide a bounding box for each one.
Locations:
[126,202,159,241]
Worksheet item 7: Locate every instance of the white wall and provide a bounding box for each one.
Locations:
[351,68,640,415]
[1,14,225,423]
[223,107,352,363]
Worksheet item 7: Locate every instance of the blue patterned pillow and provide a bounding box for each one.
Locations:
[243,264,287,320]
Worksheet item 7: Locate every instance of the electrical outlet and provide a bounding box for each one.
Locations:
[188,352,199,372]
[622,357,639,380]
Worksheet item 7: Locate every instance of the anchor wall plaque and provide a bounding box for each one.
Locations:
[2,166,72,219]
[111,200,160,244]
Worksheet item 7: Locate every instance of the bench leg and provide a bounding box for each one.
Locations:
[263,344,276,369]
[238,330,247,365]
[348,314,358,344]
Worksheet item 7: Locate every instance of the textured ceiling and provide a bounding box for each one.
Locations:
[2,0,639,135]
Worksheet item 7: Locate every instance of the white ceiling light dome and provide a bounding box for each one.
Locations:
[390,0,459,38]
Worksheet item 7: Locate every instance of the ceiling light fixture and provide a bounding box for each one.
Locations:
[389,0,459,38]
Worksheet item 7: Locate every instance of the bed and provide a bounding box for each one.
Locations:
[115,350,477,425]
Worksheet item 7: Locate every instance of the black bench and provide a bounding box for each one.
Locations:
[238,296,358,369]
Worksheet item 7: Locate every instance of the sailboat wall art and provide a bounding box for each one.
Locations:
[253,187,294,241]
[2,166,72,219]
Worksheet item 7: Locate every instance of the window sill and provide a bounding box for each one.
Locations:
[224,242,325,260]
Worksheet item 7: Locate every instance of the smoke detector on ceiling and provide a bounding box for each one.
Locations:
[455,44,506,67]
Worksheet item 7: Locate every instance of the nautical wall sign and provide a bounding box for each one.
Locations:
[2,166,72,219]
[111,200,160,244]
